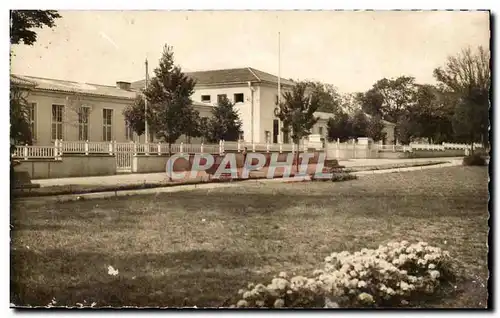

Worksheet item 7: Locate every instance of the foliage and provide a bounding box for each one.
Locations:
[433,46,490,148]
[350,110,369,139]
[123,95,151,137]
[276,82,320,171]
[10,10,61,45]
[232,241,455,308]
[303,81,342,114]
[326,111,351,142]
[143,45,197,150]
[203,96,242,143]
[463,154,487,166]
[10,86,32,147]
[366,114,386,142]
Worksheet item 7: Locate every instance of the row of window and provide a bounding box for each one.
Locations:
[201,93,245,104]
[28,103,121,142]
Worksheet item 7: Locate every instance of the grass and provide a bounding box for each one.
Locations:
[10,166,489,308]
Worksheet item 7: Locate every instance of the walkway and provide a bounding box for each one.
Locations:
[31,157,463,188]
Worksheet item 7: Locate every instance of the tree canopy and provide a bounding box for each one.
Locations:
[10,10,61,45]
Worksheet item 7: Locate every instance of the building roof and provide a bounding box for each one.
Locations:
[10,74,137,100]
[130,67,295,90]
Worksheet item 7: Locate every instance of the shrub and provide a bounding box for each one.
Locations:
[312,167,357,182]
[231,241,455,308]
[463,153,487,166]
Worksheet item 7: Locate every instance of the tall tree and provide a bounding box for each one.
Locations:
[275,82,320,172]
[359,76,418,143]
[123,95,150,138]
[350,110,369,139]
[143,45,197,154]
[326,111,351,142]
[366,115,386,142]
[203,96,242,143]
[303,81,342,114]
[10,10,61,159]
[433,46,490,150]
[10,10,61,45]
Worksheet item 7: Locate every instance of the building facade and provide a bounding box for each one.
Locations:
[12,67,395,147]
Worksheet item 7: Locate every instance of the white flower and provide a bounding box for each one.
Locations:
[237,289,245,295]
[358,292,374,303]
[358,280,367,288]
[349,270,357,277]
[274,298,285,308]
[237,300,248,307]
[429,270,440,279]
[400,281,409,291]
[107,266,119,276]
[242,291,253,300]
[255,300,265,307]
[428,263,436,270]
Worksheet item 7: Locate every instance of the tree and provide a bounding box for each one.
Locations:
[275,82,320,172]
[143,45,197,154]
[203,96,242,143]
[123,95,150,138]
[303,81,342,114]
[10,85,32,147]
[182,108,202,143]
[10,10,61,160]
[433,46,490,150]
[366,115,386,142]
[358,76,418,143]
[350,110,368,139]
[10,10,61,45]
[326,111,351,142]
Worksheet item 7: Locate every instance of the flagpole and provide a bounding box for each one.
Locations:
[278,31,282,144]
[145,58,149,144]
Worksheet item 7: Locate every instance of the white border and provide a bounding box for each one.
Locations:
[3,1,497,318]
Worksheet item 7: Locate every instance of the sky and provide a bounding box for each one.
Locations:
[10,10,490,93]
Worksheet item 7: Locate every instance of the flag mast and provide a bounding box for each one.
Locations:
[145,58,149,143]
[278,31,282,143]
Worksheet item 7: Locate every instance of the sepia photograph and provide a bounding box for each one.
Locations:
[9,9,490,309]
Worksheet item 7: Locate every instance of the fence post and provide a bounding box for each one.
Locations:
[108,142,113,155]
[353,140,356,159]
[219,140,223,155]
[336,138,340,159]
[237,139,241,153]
[279,142,283,154]
[85,140,89,155]
[266,140,270,153]
[392,144,395,152]
[133,142,137,156]
[23,144,28,160]
[252,143,256,153]
[292,143,295,154]
[180,142,184,154]
[157,142,161,155]
[201,143,204,154]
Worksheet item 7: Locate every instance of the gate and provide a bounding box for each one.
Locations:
[115,143,134,173]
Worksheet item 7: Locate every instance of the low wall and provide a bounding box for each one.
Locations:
[133,151,324,173]
[406,149,465,158]
[14,155,116,179]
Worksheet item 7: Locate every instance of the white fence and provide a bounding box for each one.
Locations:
[11,139,306,160]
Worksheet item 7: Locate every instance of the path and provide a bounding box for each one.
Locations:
[31,157,463,188]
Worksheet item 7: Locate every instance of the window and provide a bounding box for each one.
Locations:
[217,94,227,104]
[234,93,244,103]
[78,107,90,141]
[125,122,134,141]
[201,95,211,103]
[51,104,64,140]
[102,109,113,141]
[28,102,36,139]
[239,131,244,141]
[319,126,324,136]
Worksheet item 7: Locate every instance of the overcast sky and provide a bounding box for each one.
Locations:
[10,10,490,93]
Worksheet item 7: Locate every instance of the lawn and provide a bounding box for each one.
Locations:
[10,166,489,308]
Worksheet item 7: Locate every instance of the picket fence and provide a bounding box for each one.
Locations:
[11,138,484,161]
[11,139,307,160]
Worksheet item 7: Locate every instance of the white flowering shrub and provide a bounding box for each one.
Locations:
[231,241,456,308]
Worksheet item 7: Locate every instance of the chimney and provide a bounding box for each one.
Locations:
[116,81,131,90]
